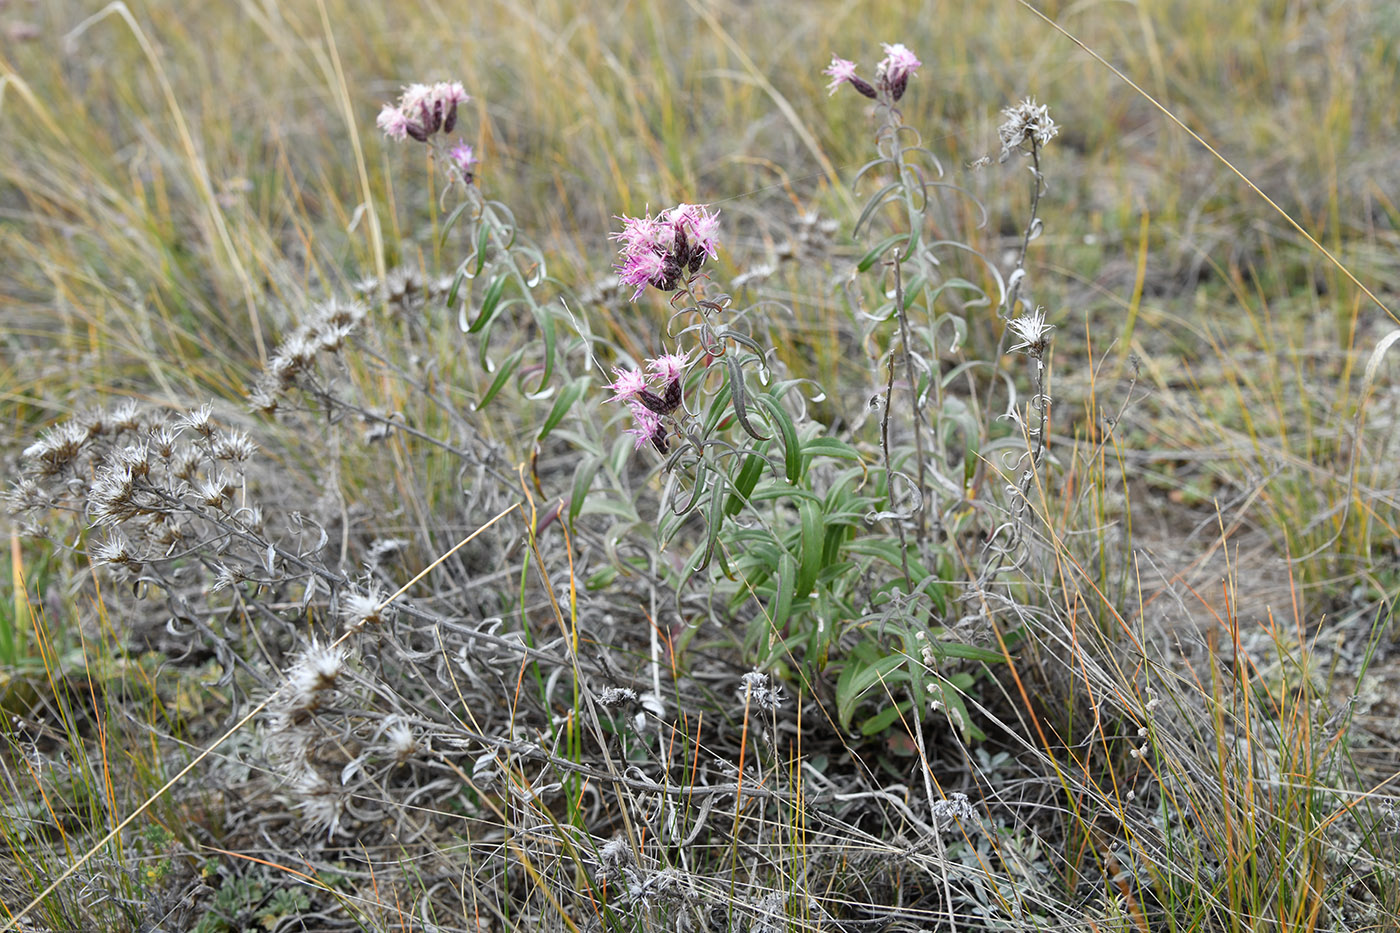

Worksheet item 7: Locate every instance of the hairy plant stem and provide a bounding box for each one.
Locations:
[879,106,932,548]
[880,353,914,591]
[972,141,1045,501]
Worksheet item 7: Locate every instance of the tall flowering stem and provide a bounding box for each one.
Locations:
[972,99,1060,506]
[832,44,936,559]
[603,202,784,579]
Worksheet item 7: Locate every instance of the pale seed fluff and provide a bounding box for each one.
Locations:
[289,768,346,840]
[597,685,639,708]
[286,639,348,711]
[340,584,392,627]
[1006,306,1053,355]
[929,792,977,826]
[382,716,420,763]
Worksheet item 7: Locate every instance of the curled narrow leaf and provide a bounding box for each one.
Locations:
[726,354,769,441]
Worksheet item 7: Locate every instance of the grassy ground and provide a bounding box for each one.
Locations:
[2,1,1399,931]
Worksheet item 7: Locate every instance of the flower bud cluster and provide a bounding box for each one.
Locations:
[602,352,691,454]
[611,203,720,301]
[377,80,479,184]
[377,81,468,143]
[824,43,921,102]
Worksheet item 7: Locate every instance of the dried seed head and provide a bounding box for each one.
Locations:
[1006,306,1053,356]
[289,768,346,840]
[739,670,784,712]
[23,422,88,476]
[285,640,348,713]
[176,403,216,438]
[340,584,392,627]
[92,532,139,567]
[597,686,639,708]
[382,717,421,763]
[147,425,182,459]
[929,792,977,827]
[998,97,1059,160]
[110,399,142,433]
[211,430,257,462]
[196,473,235,510]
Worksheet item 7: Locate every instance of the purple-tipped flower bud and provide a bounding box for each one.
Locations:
[449,142,478,183]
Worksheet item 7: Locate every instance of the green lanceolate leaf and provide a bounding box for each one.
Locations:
[474,347,524,410]
[447,265,467,313]
[796,498,824,597]
[440,199,472,246]
[472,222,491,276]
[853,183,900,238]
[754,394,800,485]
[465,275,509,334]
[726,354,769,441]
[770,553,798,642]
[856,232,909,273]
[724,444,769,517]
[568,456,600,523]
[836,651,907,732]
[537,376,588,441]
[800,437,864,466]
[860,699,912,736]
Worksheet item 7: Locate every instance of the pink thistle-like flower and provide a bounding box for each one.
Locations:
[611,202,720,300]
[604,367,649,403]
[625,403,666,452]
[823,56,859,95]
[377,104,410,140]
[611,212,670,255]
[879,43,921,83]
[449,142,478,181]
[615,249,668,300]
[647,352,691,386]
[379,81,471,142]
[436,81,469,107]
[398,82,433,122]
[431,81,470,132]
[666,203,720,261]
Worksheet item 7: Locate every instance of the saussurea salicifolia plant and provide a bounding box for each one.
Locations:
[587,176,1005,739]
[793,46,1067,738]
[378,80,580,415]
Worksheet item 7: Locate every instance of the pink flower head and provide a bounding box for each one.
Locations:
[879,43,921,83]
[398,82,433,122]
[611,202,720,300]
[432,81,469,133]
[823,56,859,95]
[377,104,410,140]
[615,249,668,301]
[380,81,471,142]
[436,81,469,107]
[604,367,649,403]
[449,142,478,181]
[647,352,691,386]
[666,203,720,262]
[611,212,671,254]
[625,403,667,452]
